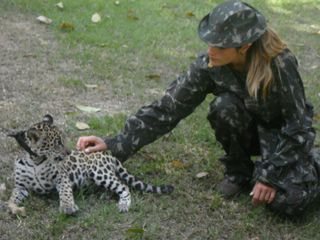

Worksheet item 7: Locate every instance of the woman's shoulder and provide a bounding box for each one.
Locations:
[271,48,303,88]
[273,48,299,68]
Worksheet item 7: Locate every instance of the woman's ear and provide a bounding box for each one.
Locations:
[239,43,252,55]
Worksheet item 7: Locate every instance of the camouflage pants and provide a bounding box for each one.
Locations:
[207,93,320,217]
[207,93,258,181]
[267,182,320,217]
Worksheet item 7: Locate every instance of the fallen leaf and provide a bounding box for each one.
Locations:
[76,122,90,130]
[146,88,162,95]
[161,3,168,9]
[84,84,98,89]
[145,74,161,80]
[127,10,139,20]
[59,22,75,31]
[91,13,101,23]
[0,183,6,197]
[55,2,64,10]
[170,160,189,169]
[76,105,101,113]
[39,38,49,45]
[186,11,195,17]
[196,172,209,178]
[36,16,52,24]
[310,65,318,70]
[0,183,6,192]
[126,228,144,239]
[128,15,139,20]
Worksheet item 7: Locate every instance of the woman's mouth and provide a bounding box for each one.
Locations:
[208,57,218,68]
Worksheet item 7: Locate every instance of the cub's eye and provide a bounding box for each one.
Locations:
[27,129,40,143]
[54,138,62,145]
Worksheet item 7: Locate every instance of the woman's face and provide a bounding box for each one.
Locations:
[207,46,241,67]
[207,44,250,71]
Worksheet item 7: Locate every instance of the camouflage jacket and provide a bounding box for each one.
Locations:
[105,48,318,188]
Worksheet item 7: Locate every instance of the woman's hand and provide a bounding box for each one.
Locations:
[76,136,107,153]
[251,181,276,206]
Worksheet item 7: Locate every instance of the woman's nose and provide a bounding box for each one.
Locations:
[208,46,216,55]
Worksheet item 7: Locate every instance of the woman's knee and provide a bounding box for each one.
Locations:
[207,94,249,129]
[267,187,310,217]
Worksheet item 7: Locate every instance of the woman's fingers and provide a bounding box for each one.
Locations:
[251,182,277,206]
[76,136,106,152]
[268,190,276,204]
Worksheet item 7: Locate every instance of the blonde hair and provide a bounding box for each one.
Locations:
[246,27,287,99]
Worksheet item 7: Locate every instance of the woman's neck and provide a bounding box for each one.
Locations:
[229,53,248,72]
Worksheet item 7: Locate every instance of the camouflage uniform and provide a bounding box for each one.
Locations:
[105,1,320,216]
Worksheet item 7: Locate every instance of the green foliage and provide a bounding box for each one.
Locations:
[88,114,127,135]
[125,226,145,240]
[58,77,86,89]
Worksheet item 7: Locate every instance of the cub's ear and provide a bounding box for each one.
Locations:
[27,129,40,143]
[7,131,20,139]
[43,114,53,124]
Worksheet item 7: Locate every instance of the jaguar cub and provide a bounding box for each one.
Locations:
[8,115,173,216]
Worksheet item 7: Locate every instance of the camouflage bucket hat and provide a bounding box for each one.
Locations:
[198,0,267,48]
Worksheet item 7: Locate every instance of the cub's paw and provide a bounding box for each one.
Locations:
[8,202,26,217]
[118,198,131,213]
[59,204,79,215]
[118,203,129,213]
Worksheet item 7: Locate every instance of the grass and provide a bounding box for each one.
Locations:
[1,0,320,239]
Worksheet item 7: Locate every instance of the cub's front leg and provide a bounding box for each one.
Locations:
[56,173,79,215]
[8,186,29,216]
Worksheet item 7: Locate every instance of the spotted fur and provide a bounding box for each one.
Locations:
[8,115,173,215]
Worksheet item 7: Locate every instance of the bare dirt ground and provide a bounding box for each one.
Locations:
[0,12,131,126]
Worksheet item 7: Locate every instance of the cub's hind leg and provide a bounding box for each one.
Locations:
[113,181,131,213]
[92,172,131,212]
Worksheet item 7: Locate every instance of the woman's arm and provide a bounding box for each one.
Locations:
[254,50,316,187]
[105,54,213,161]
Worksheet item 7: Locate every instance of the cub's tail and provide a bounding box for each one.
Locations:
[115,159,174,194]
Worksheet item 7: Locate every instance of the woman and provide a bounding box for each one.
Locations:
[77,0,320,216]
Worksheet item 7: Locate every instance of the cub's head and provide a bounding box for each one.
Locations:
[8,115,70,164]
